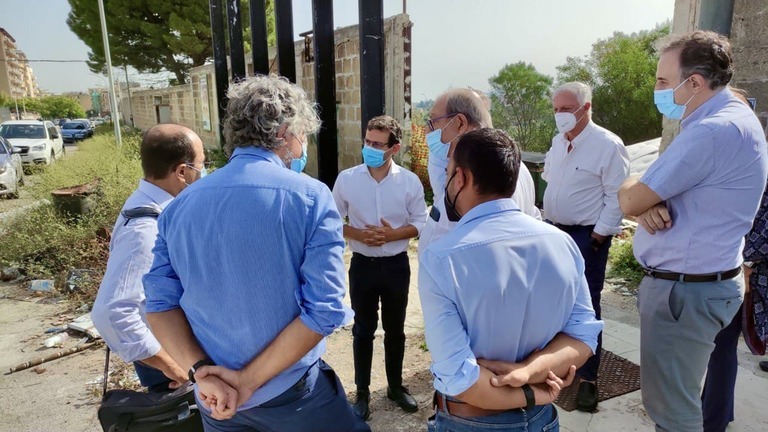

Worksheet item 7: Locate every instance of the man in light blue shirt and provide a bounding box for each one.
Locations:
[91,124,205,392]
[420,128,602,432]
[619,31,768,432]
[143,75,369,432]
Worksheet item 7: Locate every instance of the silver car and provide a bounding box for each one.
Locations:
[0,136,24,199]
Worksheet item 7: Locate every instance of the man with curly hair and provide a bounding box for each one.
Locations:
[143,75,370,432]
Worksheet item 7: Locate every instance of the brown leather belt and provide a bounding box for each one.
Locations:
[434,393,513,418]
[642,267,741,283]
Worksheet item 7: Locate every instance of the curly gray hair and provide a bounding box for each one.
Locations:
[223,75,321,153]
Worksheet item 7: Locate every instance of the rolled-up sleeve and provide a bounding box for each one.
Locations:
[418,251,480,396]
[143,214,184,313]
[296,186,353,336]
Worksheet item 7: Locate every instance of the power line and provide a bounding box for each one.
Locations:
[0,59,88,63]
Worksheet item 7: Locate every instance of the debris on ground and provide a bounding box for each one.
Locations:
[0,267,21,281]
[65,269,98,293]
[29,280,54,292]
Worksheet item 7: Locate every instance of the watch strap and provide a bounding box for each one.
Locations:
[188,359,215,383]
[521,384,535,411]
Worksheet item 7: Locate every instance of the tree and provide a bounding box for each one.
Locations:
[67,0,275,85]
[489,62,555,153]
[556,24,670,144]
[22,96,86,119]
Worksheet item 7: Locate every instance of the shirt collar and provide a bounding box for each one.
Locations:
[456,198,521,228]
[356,160,401,178]
[230,145,285,166]
[137,179,175,210]
[569,120,596,147]
[681,87,731,129]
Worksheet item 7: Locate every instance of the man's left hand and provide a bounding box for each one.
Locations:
[590,232,608,252]
[636,204,672,235]
[365,219,395,244]
[196,365,258,411]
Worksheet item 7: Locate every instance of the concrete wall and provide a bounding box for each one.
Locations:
[124,13,413,177]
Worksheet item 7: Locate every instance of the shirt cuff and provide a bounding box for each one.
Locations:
[593,221,621,237]
[115,337,163,364]
[431,357,480,397]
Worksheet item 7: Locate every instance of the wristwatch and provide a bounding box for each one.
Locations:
[521,384,535,411]
[188,359,216,383]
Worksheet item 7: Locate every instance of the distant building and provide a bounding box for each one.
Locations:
[0,28,40,99]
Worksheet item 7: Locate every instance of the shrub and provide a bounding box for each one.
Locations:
[0,134,143,302]
[608,232,644,286]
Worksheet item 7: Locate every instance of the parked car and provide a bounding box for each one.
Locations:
[61,121,91,143]
[56,118,72,128]
[0,120,65,166]
[0,136,24,198]
[72,119,95,138]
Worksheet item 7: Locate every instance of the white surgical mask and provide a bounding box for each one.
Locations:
[554,106,585,134]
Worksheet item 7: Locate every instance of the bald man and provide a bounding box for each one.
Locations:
[92,124,206,392]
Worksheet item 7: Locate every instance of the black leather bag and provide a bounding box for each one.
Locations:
[97,348,204,432]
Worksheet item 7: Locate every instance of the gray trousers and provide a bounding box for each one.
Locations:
[638,275,743,432]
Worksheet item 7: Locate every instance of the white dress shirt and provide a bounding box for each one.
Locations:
[543,121,630,236]
[91,180,174,363]
[333,162,427,257]
[419,152,541,255]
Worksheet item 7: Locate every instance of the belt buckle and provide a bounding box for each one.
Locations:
[643,268,655,278]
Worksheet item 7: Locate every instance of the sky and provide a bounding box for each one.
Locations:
[0,0,674,100]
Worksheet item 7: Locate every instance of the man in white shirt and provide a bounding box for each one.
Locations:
[542,81,630,412]
[332,116,428,420]
[91,124,206,392]
[419,88,539,256]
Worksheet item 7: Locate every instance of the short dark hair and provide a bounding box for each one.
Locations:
[452,128,520,197]
[140,126,196,179]
[366,115,402,146]
[658,30,733,90]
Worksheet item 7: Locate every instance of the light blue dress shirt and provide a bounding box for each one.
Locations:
[143,146,353,410]
[91,180,173,363]
[419,198,603,397]
[634,88,768,273]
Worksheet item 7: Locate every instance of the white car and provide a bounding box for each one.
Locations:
[0,120,65,167]
[0,136,24,198]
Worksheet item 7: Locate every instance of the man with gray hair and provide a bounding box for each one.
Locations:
[419,88,540,254]
[143,75,369,432]
[542,81,629,412]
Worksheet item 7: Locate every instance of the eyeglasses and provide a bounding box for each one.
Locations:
[364,139,390,150]
[427,113,459,132]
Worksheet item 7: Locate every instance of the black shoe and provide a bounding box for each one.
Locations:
[352,389,371,421]
[760,361,768,372]
[576,381,598,412]
[387,386,418,413]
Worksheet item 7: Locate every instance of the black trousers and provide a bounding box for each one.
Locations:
[349,251,411,390]
[553,223,612,382]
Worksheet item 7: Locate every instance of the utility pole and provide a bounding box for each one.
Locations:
[123,64,134,127]
[97,0,122,146]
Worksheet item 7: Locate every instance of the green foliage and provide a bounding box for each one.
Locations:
[608,234,644,286]
[0,92,13,109]
[489,62,555,153]
[556,23,671,144]
[0,135,143,295]
[67,0,275,84]
[22,95,86,119]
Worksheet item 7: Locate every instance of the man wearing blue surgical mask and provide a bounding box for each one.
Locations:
[619,31,768,432]
[332,115,427,421]
[419,89,540,256]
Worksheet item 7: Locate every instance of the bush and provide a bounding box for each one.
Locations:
[0,134,143,301]
[608,232,644,286]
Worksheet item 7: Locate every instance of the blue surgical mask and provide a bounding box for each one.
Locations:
[362,145,387,168]
[426,117,457,160]
[654,77,694,120]
[288,141,308,173]
[185,164,207,180]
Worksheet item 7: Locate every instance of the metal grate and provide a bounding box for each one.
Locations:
[554,349,641,412]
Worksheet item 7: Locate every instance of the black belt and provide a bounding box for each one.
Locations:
[352,251,407,261]
[642,267,741,283]
[546,221,595,233]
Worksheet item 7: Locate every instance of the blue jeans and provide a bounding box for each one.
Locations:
[200,360,370,432]
[427,403,559,431]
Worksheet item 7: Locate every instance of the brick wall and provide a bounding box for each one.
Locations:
[121,13,413,178]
